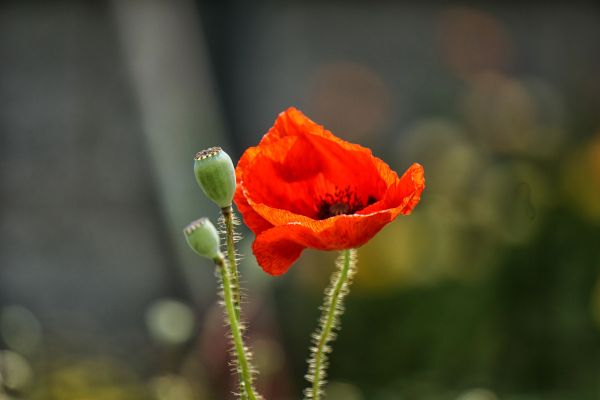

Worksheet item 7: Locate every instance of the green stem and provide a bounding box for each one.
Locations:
[221,206,248,400]
[215,255,260,400]
[222,205,241,321]
[304,249,358,400]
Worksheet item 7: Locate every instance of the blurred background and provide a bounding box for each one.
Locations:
[1,1,600,399]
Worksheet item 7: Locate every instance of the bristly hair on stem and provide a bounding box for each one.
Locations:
[218,205,255,400]
[304,249,358,400]
[215,256,261,400]
[219,205,243,321]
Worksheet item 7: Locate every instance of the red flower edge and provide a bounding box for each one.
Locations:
[234,108,425,275]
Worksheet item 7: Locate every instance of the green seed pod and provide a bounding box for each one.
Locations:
[183,218,222,260]
[194,147,236,208]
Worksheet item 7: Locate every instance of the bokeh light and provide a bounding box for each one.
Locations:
[150,374,195,400]
[462,73,567,158]
[0,350,33,391]
[146,299,196,346]
[561,132,600,224]
[0,305,42,356]
[456,388,498,400]
[307,62,391,143]
[438,7,513,79]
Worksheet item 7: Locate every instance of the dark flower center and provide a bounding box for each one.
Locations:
[316,187,377,220]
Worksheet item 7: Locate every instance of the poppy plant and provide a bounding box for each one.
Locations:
[234,107,425,275]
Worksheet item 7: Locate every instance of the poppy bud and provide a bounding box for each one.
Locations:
[183,218,222,260]
[194,147,236,208]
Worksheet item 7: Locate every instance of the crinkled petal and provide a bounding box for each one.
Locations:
[236,108,388,217]
[244,163,424,227]
[359,162,425,216]
[252,234,305,276]
[253,211,394,275]
[233,183,273,235]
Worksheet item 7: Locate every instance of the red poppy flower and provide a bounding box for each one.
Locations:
[234,108,425,276]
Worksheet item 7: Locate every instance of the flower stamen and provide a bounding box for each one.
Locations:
[316,187,377,220]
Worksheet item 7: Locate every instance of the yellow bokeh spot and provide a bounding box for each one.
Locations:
[561,133,600,223]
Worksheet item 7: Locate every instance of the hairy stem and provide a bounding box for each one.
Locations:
[304,249,358,400]
[215,255,260,400]
[221,205,242,321]
[220,206,248,400]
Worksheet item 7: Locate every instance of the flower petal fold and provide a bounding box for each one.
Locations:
[253,211,393,275]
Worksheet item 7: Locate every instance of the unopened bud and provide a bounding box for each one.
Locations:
[183,218,221,260]
[194,147,236,208]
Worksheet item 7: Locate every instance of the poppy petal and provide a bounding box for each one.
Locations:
[249,108,389,201]
[234,108,425,274]
[252,211,394,275]
[252,231,305,276]
[243,162,424,230]
[233,184,273,235]
[359,162,425,216]
[238,137,391,221]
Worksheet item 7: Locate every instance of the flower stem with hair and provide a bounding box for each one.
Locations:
[184,218,260,400]
[190,147,260,399]
[304,249,357,400]
[188,108,424,399]
[214,253,260,400]
[221,205,242,320]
